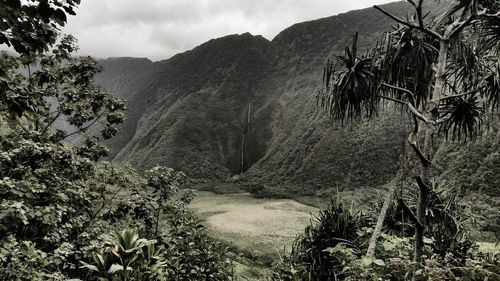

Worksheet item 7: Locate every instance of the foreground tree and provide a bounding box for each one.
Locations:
[0,1,232,279]
[318,0,500,265]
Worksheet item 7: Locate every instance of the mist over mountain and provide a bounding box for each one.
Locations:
[95,1,499,195]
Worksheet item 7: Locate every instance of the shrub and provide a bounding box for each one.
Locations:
[276,199,369,280]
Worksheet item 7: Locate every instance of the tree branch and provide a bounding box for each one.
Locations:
[380,94,433,124]
[439,89,480,102]
[36,110,60,123]
[416,176,431,193]
[479,11,500,18]
[446,1,480,39]
[398,199,423,229]
[412,115,420,135]
[40,111,62,136]
[408,103,433,124]
[15,118,30,134]
[408,138,432,167]
[380,95,406,105]
[407,0,417,8]
[380,83,416,105]
[447,14,478,39]
[373,5,443,40]
[416,0,425,28]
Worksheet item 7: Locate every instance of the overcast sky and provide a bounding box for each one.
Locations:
[57,0,394,61]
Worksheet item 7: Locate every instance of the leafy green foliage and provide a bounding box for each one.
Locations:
[278,199,369,280]
[0,2,232,279]
[80,229,168,280]
[0,0,80,55]
[273,195,500,280]
[76,164,231,281]
[425,181,477,260]
[1,36,127,141]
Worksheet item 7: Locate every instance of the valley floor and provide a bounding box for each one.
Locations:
[190,191,318,254]
[189,191,318,280]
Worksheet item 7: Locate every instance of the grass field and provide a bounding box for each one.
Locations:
[189,191,318,280]
[190,191,318,254]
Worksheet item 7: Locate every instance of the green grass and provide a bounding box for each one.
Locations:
[477,242,500,253]
[189,190,318,280]
[190,191,317,255]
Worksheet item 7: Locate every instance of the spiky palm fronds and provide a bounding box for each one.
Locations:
[483,62,500,111]
[378,27,438,107]
[318,33,378,123]
[426,180,476,259]
[480,13,500,52]
[439,96,483,141]
[290,199,366,280]
[447,33,484,92]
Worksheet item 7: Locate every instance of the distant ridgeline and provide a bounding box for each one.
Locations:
[95,1,499,196]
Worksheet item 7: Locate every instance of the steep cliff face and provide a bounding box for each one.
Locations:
[101,33,272,178]
[93,2,417,187]
[96,57,158,100]
[95,1,498,194]
[96,57,159,158]
[245,2,413,191]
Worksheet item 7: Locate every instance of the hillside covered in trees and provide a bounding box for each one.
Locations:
[0,0,499,280]
[95,1,499,197]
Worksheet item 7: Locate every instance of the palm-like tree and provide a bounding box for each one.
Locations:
[318,32,378,123]
[319,0,499,267]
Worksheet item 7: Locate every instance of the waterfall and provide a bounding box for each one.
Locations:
[240,102,252,174]
[240,134,246,174]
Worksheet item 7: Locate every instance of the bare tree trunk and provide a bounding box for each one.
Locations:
[414,127,433,263]
[366,184,397,257]
[413,38,448,264]
[366,131,410,257]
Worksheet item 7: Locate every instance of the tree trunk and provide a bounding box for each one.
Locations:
[413,38,449,264]
[366,183,397,257]
[414,127,433,263]
[366,131,410,257]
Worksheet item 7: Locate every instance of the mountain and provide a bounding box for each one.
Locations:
[94,57,159,159]
[95,1,499,195]
[99,33,272,178]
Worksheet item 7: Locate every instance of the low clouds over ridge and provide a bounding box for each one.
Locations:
[61,0,394,61]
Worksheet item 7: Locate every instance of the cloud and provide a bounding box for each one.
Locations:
[56,0,395,60]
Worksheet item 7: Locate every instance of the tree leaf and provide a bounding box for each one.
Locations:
[107,264,124,274]
[53,9,67,26]
[80,261,99,272]
[38,1,53,18]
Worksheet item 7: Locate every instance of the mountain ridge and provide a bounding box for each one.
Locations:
[95,1,499,195]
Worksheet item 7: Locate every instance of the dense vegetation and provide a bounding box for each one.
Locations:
[272,184,499,280]
[279,0,500,279]
[1,0,499,280]
[0,1,230,280]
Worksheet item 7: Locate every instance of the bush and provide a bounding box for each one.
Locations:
[273,199,369,280]
[272,189,500,281]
